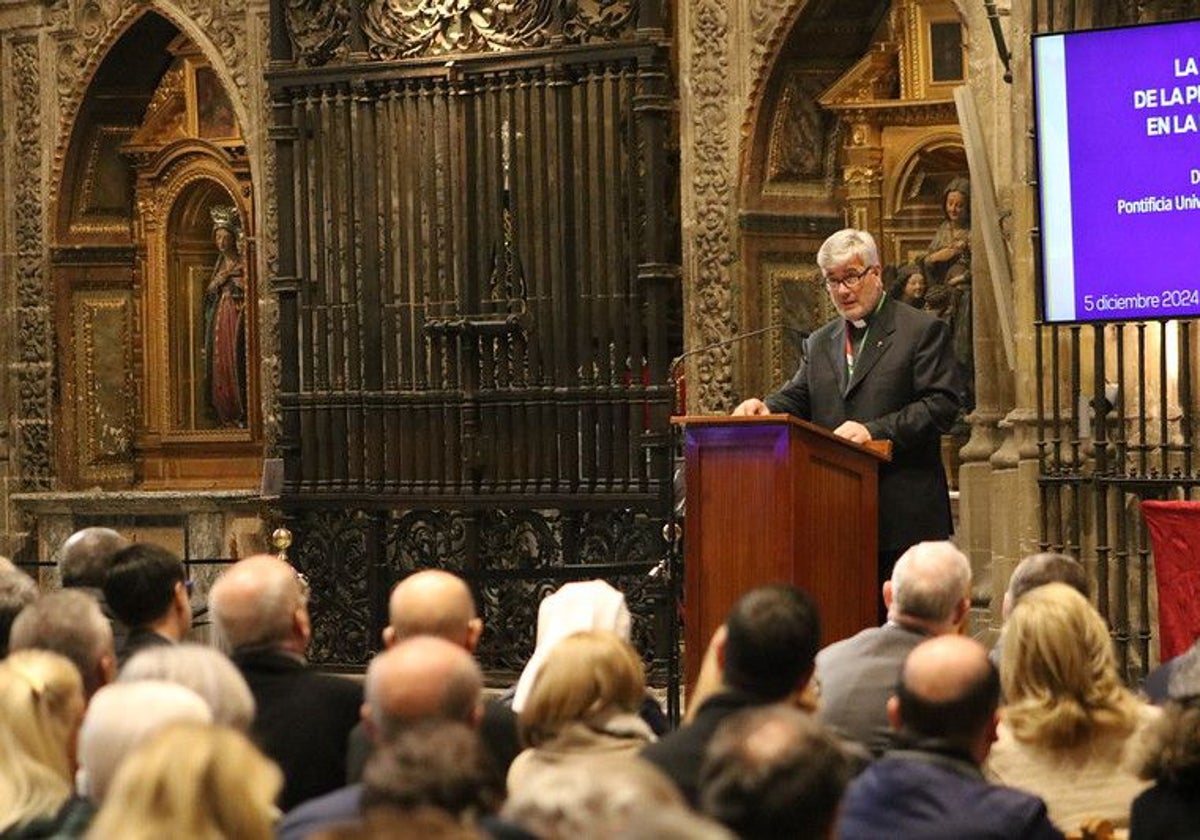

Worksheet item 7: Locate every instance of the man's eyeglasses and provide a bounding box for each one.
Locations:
[824,265,875,290]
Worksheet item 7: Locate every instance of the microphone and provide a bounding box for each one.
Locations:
[668,323,783,383]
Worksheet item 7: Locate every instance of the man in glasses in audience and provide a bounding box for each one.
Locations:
[734,228,963,587]
[103,542,193,667]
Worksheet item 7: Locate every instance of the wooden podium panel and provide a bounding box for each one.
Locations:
[674,415,888,691]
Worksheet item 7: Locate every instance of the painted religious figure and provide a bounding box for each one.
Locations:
[205,206,247,427]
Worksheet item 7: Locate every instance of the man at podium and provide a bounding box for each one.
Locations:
[733,228,963,583]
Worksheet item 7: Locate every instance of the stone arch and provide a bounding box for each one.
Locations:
[51,2,256,239]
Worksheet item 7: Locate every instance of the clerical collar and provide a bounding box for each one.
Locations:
[847,292,887,330]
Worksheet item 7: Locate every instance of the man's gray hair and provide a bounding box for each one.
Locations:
[1006,552,1089,605]
[890,541,972,623]
[58,527,129,589]
[9,589,113,696]
[816,229,880,274]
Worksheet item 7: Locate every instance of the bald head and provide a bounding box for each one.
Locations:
[209,554,308,653]
[891,635,999,761]
[384,570,481,652]
[364,635,482,741]
[59,527,130,589]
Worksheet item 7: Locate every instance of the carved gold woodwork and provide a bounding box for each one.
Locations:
[124,42,261,490]
[818,0,966,266]
[72,292,134,485]
[896,0,967,102]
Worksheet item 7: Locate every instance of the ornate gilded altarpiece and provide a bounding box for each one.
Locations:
[123,37,262,489]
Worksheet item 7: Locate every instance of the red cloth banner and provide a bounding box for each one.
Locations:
[1141,500,1200,660]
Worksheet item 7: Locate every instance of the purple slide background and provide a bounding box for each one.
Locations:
[1063,21,1200,320]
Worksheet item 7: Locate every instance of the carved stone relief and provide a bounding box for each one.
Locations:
[11,38,54,490]
[283,0,352,67]
[685,0,738,412]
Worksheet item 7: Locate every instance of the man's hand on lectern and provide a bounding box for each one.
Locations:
[732,398,770,416]
[833,420,872,444]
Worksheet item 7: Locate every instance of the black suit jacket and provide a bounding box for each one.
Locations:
[233,647,363,812]
[766,296,962,551]
[639,689,765,806]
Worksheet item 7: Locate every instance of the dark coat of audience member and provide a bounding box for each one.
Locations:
[641,585,821,805]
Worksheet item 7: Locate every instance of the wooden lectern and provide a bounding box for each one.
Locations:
[672,414,891,691]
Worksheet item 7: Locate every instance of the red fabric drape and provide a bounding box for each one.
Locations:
[1141,500,1200,660]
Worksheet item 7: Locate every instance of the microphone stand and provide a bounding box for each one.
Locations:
[657,323,782,724]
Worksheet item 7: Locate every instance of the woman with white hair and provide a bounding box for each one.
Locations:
[76,680,212,804]
[119,642,255,730]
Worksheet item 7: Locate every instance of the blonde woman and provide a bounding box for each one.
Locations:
[508,630,656,794]
[0,649,90,837]
[87,722,281,840]
[986,582,1159,832]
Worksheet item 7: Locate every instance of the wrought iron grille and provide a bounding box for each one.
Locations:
[267,8,681,681]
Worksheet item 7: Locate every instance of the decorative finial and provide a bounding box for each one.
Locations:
[271,527,293,561]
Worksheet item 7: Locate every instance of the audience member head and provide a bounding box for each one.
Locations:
[700,703,851,840]
[520,630,645,748]
[889,635,1000,764]
[364,635,483,744]
[512,580,632,712]
[88,722,282,840]
[384,569,483,651]
[885,540,972,632]
[58,527,129,589]
[77,680,212,803]
[501,758,689,840]
[1002,552,1090,619]
[360,718,501,820]
[10,589,116,698]
[1138,644,1200,788]
[102,542,191,639]
[0,567,37,656]
[0,650,86,833]
[721,585,820,701]
[1001,582,1138,749]
[119,642,255,730]
[209,554,310,654]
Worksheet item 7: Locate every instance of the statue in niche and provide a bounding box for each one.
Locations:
[205,206,247,427]
[921,177,973,412]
